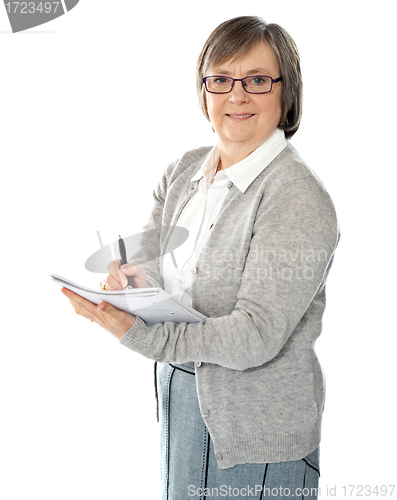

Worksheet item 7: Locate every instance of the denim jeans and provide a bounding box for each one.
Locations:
[157,361,320,500]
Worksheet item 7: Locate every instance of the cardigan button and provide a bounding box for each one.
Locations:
[195,362,202,367]
[202,409,210,417]
[192,266,198,274]
[227,181,233,189]
[215,453,223,461]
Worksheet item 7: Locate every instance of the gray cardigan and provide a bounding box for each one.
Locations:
[120,143,340,469]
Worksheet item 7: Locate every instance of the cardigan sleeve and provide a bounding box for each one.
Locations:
[120,173,339,371]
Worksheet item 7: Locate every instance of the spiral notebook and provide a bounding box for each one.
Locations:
[51,274,207,325]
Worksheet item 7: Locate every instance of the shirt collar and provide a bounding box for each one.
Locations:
[190,147,218,183]
[190,128,288,192]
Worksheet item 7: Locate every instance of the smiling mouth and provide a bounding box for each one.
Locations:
[226,114,254,119]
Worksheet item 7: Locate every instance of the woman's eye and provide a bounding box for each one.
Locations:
[214,78,228,84]
[251,77,266,85]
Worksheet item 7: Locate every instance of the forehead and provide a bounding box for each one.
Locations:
[208,41,279,76]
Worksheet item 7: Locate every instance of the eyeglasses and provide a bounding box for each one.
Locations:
[202,75,282,94]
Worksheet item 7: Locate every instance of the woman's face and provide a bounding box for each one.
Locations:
[205,41,283,156]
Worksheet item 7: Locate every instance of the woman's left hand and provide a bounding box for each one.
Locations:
[61,288,136,340]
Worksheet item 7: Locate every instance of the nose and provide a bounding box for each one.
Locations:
[228,80,250,105]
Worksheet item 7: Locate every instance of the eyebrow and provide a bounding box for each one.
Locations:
[210,68,271,76]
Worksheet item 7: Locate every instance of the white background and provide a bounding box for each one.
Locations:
[1,1,396,499]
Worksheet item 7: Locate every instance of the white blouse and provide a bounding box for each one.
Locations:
[162,127,288,307]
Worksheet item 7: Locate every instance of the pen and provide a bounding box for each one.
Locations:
[118,235,133,289]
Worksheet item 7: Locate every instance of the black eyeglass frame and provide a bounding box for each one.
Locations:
[202,75,282,94]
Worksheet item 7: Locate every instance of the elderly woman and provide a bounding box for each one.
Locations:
[63,16,339,500]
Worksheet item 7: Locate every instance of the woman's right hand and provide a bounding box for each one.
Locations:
[100,260,147,291]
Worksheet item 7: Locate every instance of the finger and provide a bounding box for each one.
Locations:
[69,299,94,321]
[62,288,135,338]
[105,273,125,290]
[118,269,129,287]
[105,259,126,289]
[119,262,140,276]
[62,290,95,322]
[120,262,147,288]
[61,288,98,318]
[99,279,117,292]
[97,302,126,324]
[97,302,136,338]
[107,259,122,278]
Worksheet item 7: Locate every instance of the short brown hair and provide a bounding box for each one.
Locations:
[196,16,302,139]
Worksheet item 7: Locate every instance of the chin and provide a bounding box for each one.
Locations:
[221,127,251,139]
[225,133,256,144]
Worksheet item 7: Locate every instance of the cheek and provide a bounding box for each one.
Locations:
[206,96,215,120]
[273,91,283,120]
[258,94,282,123]
[206,95,223,123]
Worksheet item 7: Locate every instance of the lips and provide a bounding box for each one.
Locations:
[226,114,254,118]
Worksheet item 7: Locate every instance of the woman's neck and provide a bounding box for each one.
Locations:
[216,141,260,170]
